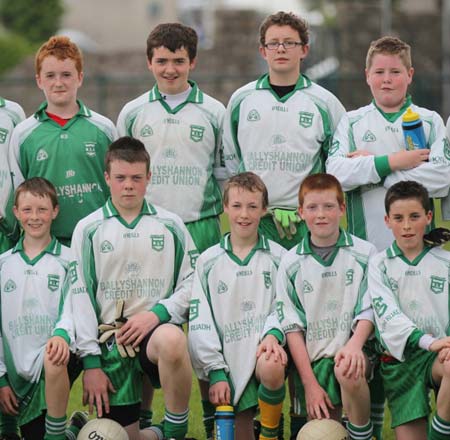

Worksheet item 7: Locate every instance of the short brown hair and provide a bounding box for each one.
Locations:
[14,177,58,208]
[223,172,268,209]
[384,181,430,214]
[147,23,198,61]
[259,11,309,46]
[366,36,412,70]
[298,173,344,207]
[105,136,150,173]
[35,35,83,75]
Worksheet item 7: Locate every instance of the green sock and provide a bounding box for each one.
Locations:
[201,399,215,439]
[347,420,373,440]
[44,414,66,440]
[0,413,19,436]
[163,408,189,440]
[139,409,153,430]
[429,414,450,440]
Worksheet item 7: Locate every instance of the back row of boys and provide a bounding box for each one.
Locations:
[1,8,450,440]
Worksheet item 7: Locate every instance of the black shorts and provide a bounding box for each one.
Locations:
[138,324,162,388]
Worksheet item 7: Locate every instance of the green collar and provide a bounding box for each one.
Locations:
[13,235,61,265]
[372,95,412,123]
[386,240,431,266]
[34,99,91,122]
[296,228,353,256]
[220,232,270,266]
[148,80,204,104]
[0,97,5,108]
[103,197,156,219]
[256,73,312,92]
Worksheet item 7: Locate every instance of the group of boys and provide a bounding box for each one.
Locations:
[1,8,450,440]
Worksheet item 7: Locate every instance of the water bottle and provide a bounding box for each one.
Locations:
[402,107,427,150]
[215,405,234,440]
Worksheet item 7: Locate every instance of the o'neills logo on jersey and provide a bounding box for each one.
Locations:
[151,235,164,251]
[190,125,205,142]
[3,279,16,293]
[302,280,313,293]
[263,271,272,288]
[84,141,97,157]
[189,299,200,320]
[36,148,48,161]
[430,275,445,294]
[0,127,9,143]
[47,274,60,291]
[247,109,260,122]
[217,280,228,294]
[140,124,153,137]
[362,130,376,142]
[298,111,314,128]
[100,240,114,253]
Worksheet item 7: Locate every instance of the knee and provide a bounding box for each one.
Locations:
[148,325,188,364]
[257,356,285,389]
[334,364,365,393]
[44,352,67,380]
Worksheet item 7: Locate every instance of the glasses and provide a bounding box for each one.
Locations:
[264,41,304,50]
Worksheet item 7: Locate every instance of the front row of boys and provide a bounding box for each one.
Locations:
[3,135,450,440]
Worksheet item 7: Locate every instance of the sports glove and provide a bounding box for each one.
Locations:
[423,227,450,247]
[272,208,301,240]
[98,299,140,358]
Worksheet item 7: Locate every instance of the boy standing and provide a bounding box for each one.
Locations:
[0,97,25,253]
[327,36,450,251]
[9,36,117,246]
[69,137,196,440]
[188,172,287,440]
[223,11,345,250]
[0,177,79,440]
[276,174,377,440]
[117,23,225,254]
[369,181,450,440]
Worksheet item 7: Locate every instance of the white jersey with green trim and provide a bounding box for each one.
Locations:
[276,230,376,362]
[188,233,286,405]
[117,82,225,223]
[0,238,72,392]
[222,74,345,210]
[70,199,197,359]
[326,99,450,251]
[0,98,25,233]
[368,243,450,361]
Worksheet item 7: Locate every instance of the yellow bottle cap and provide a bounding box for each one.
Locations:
[402,107,420,123]
[216,405,234,412]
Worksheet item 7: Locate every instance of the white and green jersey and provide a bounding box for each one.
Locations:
[0,237,73,398]
[276,230,376,362]
[326,97,450,250]
[117,81,225,223]
[368,243,450,361]
[222,74,345,210]
[188,233,285,405]
[9,100,117,243]
[70,198,197,369]
[0,97,25,237]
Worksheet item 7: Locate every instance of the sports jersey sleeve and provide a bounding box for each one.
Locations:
[188,255,229,382]
[275,255,306,334]
[368,255,422,361]
[70,221,103,369]
[53,274,75,349]
[154,221,197,325]
[384,113,450,197]
[326,114,384,191]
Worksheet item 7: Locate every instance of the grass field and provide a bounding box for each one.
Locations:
[67,205,450,439]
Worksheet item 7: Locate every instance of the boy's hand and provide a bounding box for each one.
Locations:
[388,149,430,171]
[334,342,366,380]
[304,381,334,420]
[430,336,450,353]
[256,335,287,365]
[438,347,450,363]
[46,336,70,366]
[82,368,116,417]
[0,385,19,415]
[116,311,159,347]
[347,150,374,158]
[209,381,231,406]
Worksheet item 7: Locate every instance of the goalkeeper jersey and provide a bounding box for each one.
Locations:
[222,74,345,210]
[0,237,73,397]
[188,233,285,405]
[326,97,450,250]
[276,230,376,362]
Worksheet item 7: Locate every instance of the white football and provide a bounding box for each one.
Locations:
[77,418,129,440]
[297,419,349,440]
